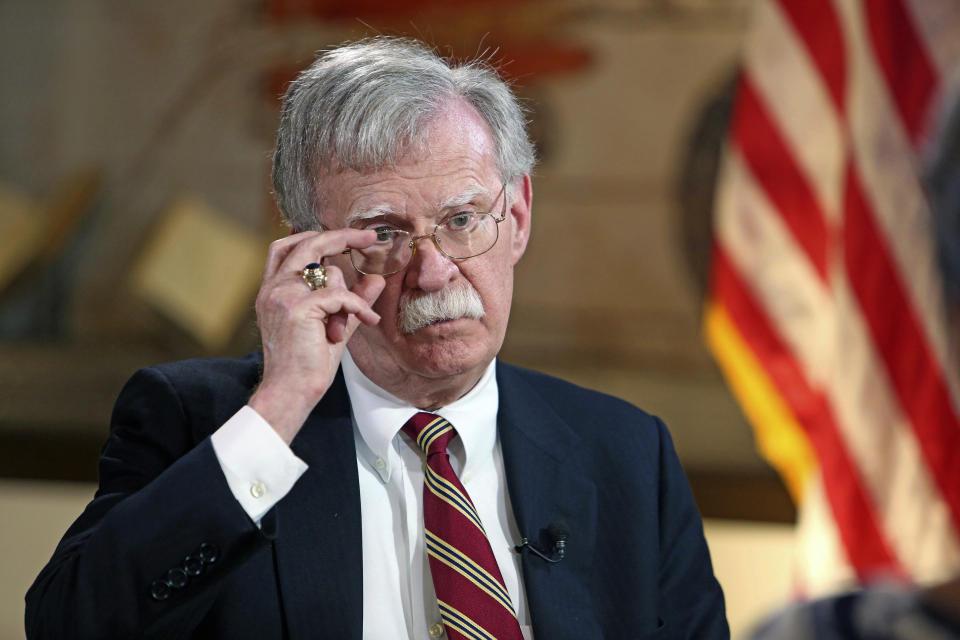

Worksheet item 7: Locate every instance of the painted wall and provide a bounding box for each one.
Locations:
[0,0,770,486]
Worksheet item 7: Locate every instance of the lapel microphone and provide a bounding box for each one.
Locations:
[515,522,569,563]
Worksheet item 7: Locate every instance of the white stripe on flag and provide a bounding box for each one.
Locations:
[744,0,845,221]
[836,0,960,407]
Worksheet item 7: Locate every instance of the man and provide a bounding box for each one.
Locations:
[26,37,727,639]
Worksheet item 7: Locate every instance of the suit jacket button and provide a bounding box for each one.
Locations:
[166,567,188,589]
[150,579,171,601]
[183,554,203,577]
[198,542,219,565]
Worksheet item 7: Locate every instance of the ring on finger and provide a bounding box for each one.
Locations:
[301,262,327,290]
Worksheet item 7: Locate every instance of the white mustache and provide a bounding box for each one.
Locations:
[397,284,485,334]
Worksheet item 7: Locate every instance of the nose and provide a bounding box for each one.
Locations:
[403,233,457,291]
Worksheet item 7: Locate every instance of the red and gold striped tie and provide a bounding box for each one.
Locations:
[403,412,524,640]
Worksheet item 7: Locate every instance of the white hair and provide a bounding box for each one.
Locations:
[272,37,536,232]
[397,284,485,334]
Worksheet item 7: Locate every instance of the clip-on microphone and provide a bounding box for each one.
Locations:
[515,523,568,563]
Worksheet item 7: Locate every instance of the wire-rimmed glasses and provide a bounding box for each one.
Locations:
[343,182,508,276]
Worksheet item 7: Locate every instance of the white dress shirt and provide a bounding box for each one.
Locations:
[210,350,532,639]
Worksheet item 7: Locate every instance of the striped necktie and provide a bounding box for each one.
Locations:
[402,412,524,640]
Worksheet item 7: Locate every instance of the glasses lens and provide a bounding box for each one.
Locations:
[435,213,500,259]
[351,228,411,275]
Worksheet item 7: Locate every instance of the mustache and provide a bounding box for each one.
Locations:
[397,284,485,334]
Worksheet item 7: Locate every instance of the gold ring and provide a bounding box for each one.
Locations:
[301,263,327,290]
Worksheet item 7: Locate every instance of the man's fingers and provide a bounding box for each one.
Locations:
[259,272,380,331]
[322,274,384,343]
[325,314,349,343]
[308,288,381,327]
[259,237,384,346]
[268,228,378,281]
[262,231,319,280]
[314,263,346,291]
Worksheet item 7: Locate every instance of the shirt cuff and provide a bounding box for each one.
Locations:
[211,405,309,523]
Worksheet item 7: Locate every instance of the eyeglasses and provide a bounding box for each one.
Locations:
[342,183,508,276]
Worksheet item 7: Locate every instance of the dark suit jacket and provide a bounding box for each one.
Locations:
[26,354,728,639]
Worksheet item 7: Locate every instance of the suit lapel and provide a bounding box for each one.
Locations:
[273,371,363,640]
[497,363,602,639]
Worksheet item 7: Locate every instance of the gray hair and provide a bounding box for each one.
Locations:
[272,37,536,231]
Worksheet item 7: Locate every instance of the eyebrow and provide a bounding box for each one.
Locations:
[438,186,489,210]
[344,205,398,227]
[343,186,493,226]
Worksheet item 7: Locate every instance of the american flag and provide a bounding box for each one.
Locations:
[706,0,960,592]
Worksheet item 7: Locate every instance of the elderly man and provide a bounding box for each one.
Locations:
[26,38,727,639]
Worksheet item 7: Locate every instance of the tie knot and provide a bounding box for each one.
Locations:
[402,412,456,456]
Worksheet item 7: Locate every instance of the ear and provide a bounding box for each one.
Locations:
[508,174,532,265]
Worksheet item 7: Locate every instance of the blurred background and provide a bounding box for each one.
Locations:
[2,0,958,637]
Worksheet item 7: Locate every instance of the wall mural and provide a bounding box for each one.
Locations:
[0,1,777,522]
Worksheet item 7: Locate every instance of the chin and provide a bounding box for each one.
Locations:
[352,314,504,383]
[399,333,496,379]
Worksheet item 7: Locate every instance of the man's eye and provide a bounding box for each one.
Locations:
[369,225,400,242]
[445,213,476,231]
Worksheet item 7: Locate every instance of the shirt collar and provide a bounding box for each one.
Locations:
[341,347,499,482]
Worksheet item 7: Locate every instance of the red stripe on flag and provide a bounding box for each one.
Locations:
[711,245,901,577]
[775,0,847,112]
[862,0,937,144]
[731,76,831,282]
[842,166,960,532]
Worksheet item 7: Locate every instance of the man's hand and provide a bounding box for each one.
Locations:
[249,229,385,443]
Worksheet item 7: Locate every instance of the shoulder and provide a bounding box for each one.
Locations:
[498,360,655,417]
[114,352,264,434]
[496,360,666,442]
[146,352,264,395]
